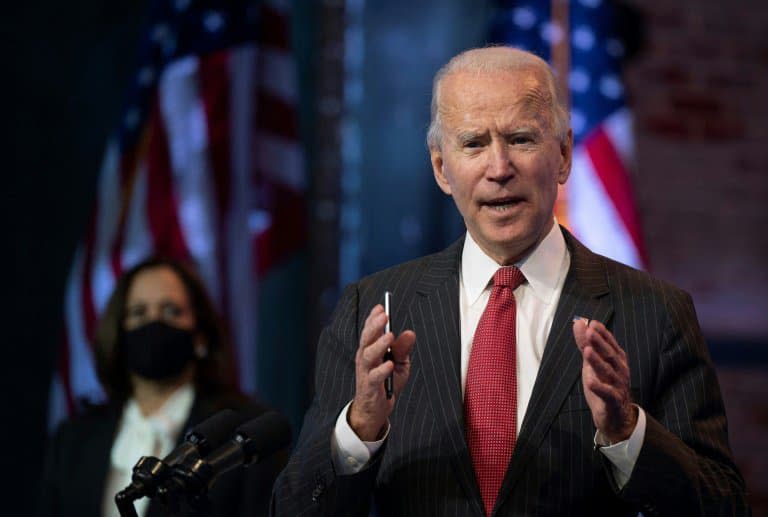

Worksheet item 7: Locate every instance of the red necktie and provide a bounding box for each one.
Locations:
[465,266,526,516]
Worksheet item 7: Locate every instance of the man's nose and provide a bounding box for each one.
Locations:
[486,140,515,182]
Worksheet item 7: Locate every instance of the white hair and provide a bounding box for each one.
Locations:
[426,46,570,149]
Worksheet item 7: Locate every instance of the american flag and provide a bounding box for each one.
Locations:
[49,0,305,426]
[491,0,646,268]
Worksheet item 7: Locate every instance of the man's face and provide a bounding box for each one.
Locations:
[430,68,572,265]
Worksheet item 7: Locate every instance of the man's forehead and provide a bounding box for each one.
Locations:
[438,69,553,130]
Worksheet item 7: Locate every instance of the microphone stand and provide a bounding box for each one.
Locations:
[114,455,171,517]
[156,473,213,517]
[114,488,139,517]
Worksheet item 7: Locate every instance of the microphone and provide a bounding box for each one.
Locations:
[114,409,243,516]
[158,411,291,500]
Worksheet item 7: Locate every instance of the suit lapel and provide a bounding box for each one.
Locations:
[409,237,485,517]
[80,407,121,513]
[494,229,614,514]
[407,230,614,516]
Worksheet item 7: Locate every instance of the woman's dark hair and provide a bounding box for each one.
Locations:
[94,257,239,406]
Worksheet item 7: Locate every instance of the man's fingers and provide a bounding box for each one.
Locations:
[583,346,624,387]
[582,358,622,403]
[584,377,625,408]
[584,328,626,373]
[359,305,387,351]
[575,318,627,377]
[357,304,415,399]
[574,318,624,360]
[586,320,624,357]
[574,319,617,369]
[576,320,627,384]
[366,360,394,385]
[364,304,384,327]
[391,330,416,362]
[572,318,589,351]
[361,331,394,367]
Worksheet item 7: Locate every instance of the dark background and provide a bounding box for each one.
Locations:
[5,0,767,513]
[6,3,148,512]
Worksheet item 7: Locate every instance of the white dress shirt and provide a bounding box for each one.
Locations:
[332,222,645,489]
[101,384,195,517]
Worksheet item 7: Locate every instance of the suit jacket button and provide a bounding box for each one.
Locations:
[312,484,324,502]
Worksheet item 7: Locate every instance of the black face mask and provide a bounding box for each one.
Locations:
[122,321,195,380]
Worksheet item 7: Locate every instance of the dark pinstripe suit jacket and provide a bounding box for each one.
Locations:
[272,229,748,516]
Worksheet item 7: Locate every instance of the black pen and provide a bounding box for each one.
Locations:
[384,291,394,399]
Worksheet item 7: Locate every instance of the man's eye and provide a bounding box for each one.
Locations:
[510,136,533,145]
[464,140,483,148]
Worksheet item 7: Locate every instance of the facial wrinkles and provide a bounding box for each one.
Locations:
[517,87,554,136]
[444,104,546,154]
[439,77,554,148]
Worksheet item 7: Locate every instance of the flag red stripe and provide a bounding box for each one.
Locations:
[110,144,146,278]
[145,98,191,260]
[198,51,232,221]
[79,210,99,345]
[198,50,239,373]
[253,4,305,276]
[583,127,647,264]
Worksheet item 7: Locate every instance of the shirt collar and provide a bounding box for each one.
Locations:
[461,220,568,306]
[111,383,195,471]
[123,382,195,437]
[150,382,195,436]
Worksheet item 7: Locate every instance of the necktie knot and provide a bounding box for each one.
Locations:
[493,266,525,290]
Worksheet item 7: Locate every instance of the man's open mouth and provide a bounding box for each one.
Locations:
[482,196,524,211]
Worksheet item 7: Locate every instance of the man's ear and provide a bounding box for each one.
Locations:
[557,129,573,185]
[430,145,452,195]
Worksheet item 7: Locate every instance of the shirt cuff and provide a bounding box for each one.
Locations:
[330,401,390,475]
[594,405,646,489]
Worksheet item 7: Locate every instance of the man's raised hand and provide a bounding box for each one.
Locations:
[573,318,637,443]
[349,304,416,441]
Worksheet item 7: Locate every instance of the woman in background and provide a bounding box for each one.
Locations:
[39,257,288,516]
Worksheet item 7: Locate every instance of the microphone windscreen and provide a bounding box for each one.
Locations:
[186,408,242,452]
[237,411,292,461]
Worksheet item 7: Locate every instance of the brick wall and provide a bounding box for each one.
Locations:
[625,0,768,339]
[717,367,768,511]
[624,1,768,511]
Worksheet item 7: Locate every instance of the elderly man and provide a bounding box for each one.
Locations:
[272,47,748,516]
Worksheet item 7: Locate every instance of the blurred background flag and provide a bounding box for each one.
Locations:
[49,0,307,428]
[491,0,647,269]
